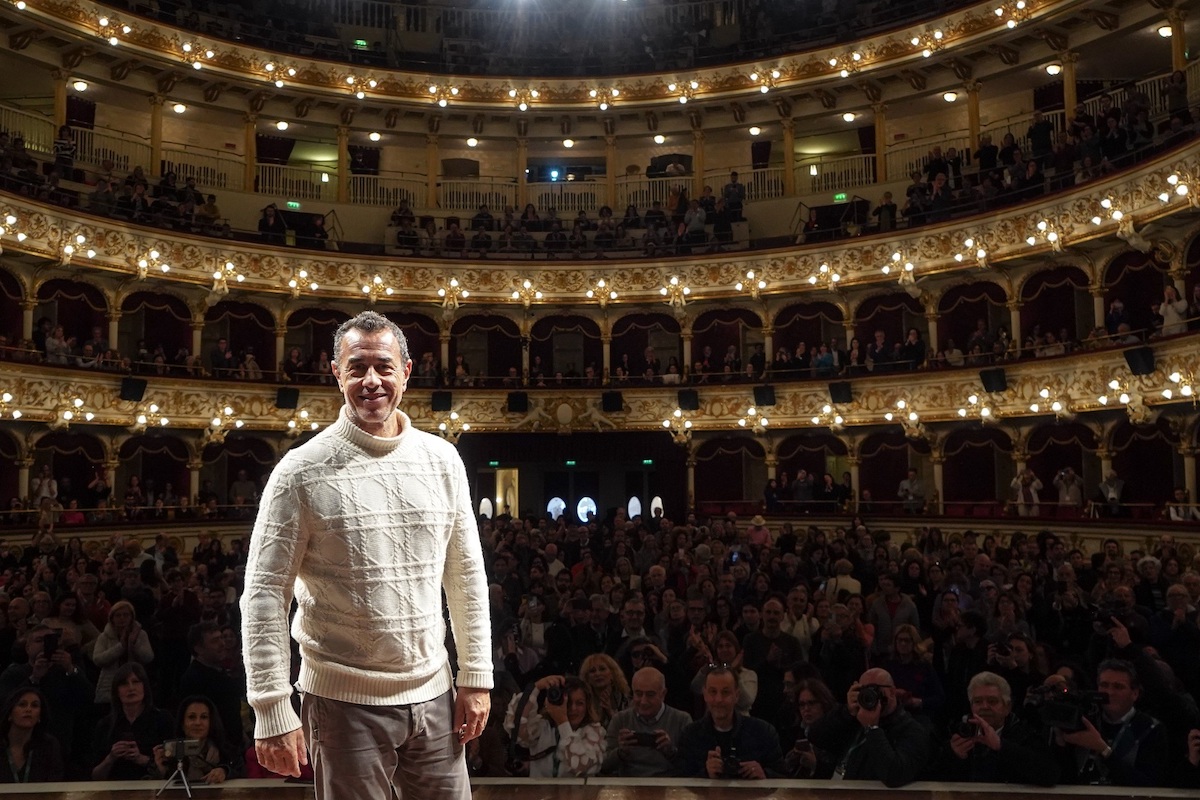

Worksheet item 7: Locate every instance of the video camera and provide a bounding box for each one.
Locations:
[162,739,203,759]
[1025,685,1107,732]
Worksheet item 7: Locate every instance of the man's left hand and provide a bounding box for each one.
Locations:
[738,760,767,779]
[1061,716,1107,753]
[454,687,491,744]
[855,702,882,729]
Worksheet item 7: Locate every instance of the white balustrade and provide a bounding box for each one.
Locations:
[439,178,517,212]
[529,181,606,214]
[348,172,425,207]
[73,128,152,174]
[797,155,877,194]
[886,136,971,181]
[255,164,337,203]
[162,147,244,191]
[0,106,54,155]
[616,175,678,214]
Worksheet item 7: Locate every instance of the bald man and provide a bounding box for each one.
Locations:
[808,667,931,787]
[601,667,692,777]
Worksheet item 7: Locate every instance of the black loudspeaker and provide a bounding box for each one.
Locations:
[678,389,700,411]
[274,387,300,409]
[979,368,1008,394]
[1124,346,1156,376]
[753,385,776,407]
[829,381,853,405]
[602,391,624,413]
[506,392,529,413]
[431,391,453,411]
[119,377,147,402]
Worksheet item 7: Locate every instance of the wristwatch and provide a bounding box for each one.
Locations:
[1100,745,1113,759]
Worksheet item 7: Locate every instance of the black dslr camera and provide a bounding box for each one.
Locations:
[544,686,564,706]
[955,719,981,738]
[857,684,886,711]
[1025,685,1108,732]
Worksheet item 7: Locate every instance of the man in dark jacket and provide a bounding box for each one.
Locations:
[809,667,932,786]
[675,667,785,779]
[938,671,1057,785]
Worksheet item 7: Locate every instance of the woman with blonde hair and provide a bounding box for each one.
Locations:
[578,653,629,727]
[91,600,154,704]
[880,623,943,718]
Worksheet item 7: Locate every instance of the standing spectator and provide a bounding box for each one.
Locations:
[1158,285,1188,335]
[52,125,76,175]
[1053,467,1084,510]
[91,601,155,705]
[29,465,58,505]
[898,468,925,514]
[257,205,287,245]
[1009,469,1043,516]
[207,338,236,378]
[722,171,746,220]
[873,192,897,231]
[1026,111,1055,165]
[867,575,921,660]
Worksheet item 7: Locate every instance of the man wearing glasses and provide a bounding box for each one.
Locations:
[601,667,691,776]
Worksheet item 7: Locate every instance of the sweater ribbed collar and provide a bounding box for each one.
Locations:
[332,405,410,455]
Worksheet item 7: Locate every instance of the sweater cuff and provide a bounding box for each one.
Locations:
[252,699,302,741]
[456,670,495,691]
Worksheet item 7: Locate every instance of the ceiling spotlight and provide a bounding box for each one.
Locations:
[563,138,574,148]
[748,126,761,136]
[653,134,665,144]
[842,112,856,122]
[943,91,958,102]
[276,120,289,131]
[1045,63,1062,76]
[172,103,186,113]
[369,131,381,142]
[72,80,88,92]
[466,137,478,147]
[1158,25,1173,37]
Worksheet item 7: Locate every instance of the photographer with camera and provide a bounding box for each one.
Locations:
[676,665,783,779]
[986,632,1044,707]
[938,671,1057,785]
[152,696,238,785]
[808,667,932,786]
[601,667,691,777]
[1053,466,1084,511]
[502,675,605,777]
[1053,659,1167,786]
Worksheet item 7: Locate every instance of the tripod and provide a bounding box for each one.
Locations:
[157,758,194,798]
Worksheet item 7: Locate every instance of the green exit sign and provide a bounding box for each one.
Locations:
[488,461,499,467]
[642,459,654,465]
[834,192,848,202]
[354,39,369,49]
[286,200,301,209]
[565,460,576,466]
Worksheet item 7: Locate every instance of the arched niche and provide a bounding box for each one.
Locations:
[775,431,850,493]
[449,313,521,384]
[285,307,350,381]
[854,292,924,346]
[1109,417,1180,508]
[694,436,766,504]
[610,312,681,378]
[773,301,845,356]
[1026,421,1099,498]
[1019,265,1088,348]
[690,307,762,378]
[35,278,108,346]
[938,281,1008,354]
[383,311,440,377]
[0,428,19,505]
[117,434,191,508]
[941,427,1014,511]
[1102,251,1171,337]
[529,314,603,382]
[32,430,106,504]
[203,301,276,377]
[858,430,930,513]
[120,291,192,369]
[0,267,24,348]
[200,435,276,506]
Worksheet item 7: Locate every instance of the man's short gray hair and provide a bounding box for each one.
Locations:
[333,311,409,365]
[968,670,1012,705]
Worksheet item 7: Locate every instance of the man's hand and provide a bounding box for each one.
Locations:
[949,734,974,759]
[975,715,1002,751]
[1061,716,1107,753]
[454,687,490,744]
[855,701,882,729]
[1187,728,1200,767]
[1108,617,1132,649]
[738,760,766,779]
[653,729,673,753]
[203,767,228,784]
[705,746,724,779]
[29,652,50,682]
[255,729,308,778]
[846,683,860,716]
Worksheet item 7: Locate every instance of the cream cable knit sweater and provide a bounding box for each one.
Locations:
[242,407,493,739]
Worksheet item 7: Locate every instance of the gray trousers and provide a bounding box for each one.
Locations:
[301,689,469,800]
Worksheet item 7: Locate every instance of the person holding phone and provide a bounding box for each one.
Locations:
[89,663,172,780]
[601,667,691,776]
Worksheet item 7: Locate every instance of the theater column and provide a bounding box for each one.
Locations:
[1181,446,1197,504]
[516,137,529,210]
[336,125,350,204]
[931,450,945,515]
[681,329,693,380]
[1061,51,1079,116]
[686,453,697,513]
[191,315,205,362]
[244,115,257,193]
[440,328,451,385]
[781,119,796,195]
[965,82,981,153]
[1007,299,1022,348]
[605,135,617,210]
[601,334,611,385]
[426,134,440,208]
[21,299,36,341]
[1168,9,1188,71]
[107,310,121,355]
[17,458,32,501]
[873,103,887,184]
[52,69,69,130]
[149,95,164,177]
[692,129,705,198]
[762,326,773,366]
[847,456,861,512]
[765,455,777,481]
[521,333,530,385]
[275,326,288,378]
[1096,448,1113,478]
[188,457,203,504]
[924,301,940,352]
[1091,283,1106,332]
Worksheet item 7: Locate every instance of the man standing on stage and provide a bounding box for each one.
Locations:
[242,310,492,799]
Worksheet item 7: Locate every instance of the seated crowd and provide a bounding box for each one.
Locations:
[0,468,1198,787]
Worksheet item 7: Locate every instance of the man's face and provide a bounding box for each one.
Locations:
[590,601,608,626]
[687,600,707,627]
[622,603,645,632]
[719,574,735,595]
[332,328,412,436]
[741,604,760,629]
[197,630,224,663]
[703,671,738,723]
[631,673,665,718]
[1098,669,1139,719]
[761,600,784,634]
[1009,638,1031,668]
[969,684,1010,729]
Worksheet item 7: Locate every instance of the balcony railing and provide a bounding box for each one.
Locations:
[255,164,337,203]
[439,177,518,213]
[348,171,425,208]
[163,146,244,192]
[529,181,606,215]
[797,155,877,195]
[0,105,53,154]
[74,128,152,174]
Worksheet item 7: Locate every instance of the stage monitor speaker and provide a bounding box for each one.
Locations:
[678,389,700,411]
[1124,346,1156,376]
[979,368,1008,394]
[274,387,300,409]
[753,385,776,407]
[602,391,625,413]
[119,377,147,403]
[431,391,453,412]
[506,392,529,413]
[828,381,853,405]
